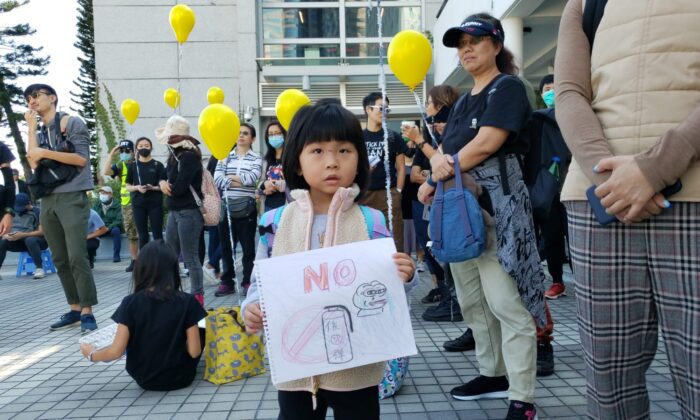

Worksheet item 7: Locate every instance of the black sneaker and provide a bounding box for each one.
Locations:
[450,375,509,401]
[443,328,475,352]
[125,259,134,272]
[50,310,81,331]
[422,297,463,322]
[505,400,538,420]
[536,341,555,377]
[421,288,441,304]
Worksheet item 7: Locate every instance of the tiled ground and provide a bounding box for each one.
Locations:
[0,258,681,419]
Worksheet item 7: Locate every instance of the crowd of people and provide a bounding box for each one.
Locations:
[9,3,700,419]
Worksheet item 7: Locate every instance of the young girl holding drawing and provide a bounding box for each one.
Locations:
[242,102,417,419]
[79,240,207,391]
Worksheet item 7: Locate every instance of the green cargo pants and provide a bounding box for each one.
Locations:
[40,191,97,307]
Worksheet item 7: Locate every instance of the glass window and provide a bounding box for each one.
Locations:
[345,6,420,38]
[345,42,380,57]
[263,0,336,3]
[264,44,340,59]
[263,8,340,39]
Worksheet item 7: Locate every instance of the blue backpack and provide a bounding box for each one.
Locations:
[429,156,486,262]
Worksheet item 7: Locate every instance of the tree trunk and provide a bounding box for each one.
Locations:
[0,75,32,177]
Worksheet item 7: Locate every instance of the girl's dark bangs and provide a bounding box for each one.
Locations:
[301,106,362,145]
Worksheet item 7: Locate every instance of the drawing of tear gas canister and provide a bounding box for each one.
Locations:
[322,305,354,364]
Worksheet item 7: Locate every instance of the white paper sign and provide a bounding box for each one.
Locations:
[256,237,417,384]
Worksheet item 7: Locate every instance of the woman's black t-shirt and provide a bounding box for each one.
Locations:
[126,160,167,207]
[112,290,206,390]
[441,75,531,157]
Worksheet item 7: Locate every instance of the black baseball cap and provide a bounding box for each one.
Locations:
[23,83,58,100]
[119,139,134,150]
[443,17,505,48]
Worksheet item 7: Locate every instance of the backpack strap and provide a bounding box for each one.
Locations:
[496,151,511,195]
[359,205,391,239]
[55,112,69,145]
[258,204,287,252]
[42,112,69,149]
[359,205,373,237]
[485,74,512,106]
[582,0,607,51]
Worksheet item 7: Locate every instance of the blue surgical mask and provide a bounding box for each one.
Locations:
[99,194,111,204]
[119,152,132,161]
[269,135,284,149]
[542,90,555,108]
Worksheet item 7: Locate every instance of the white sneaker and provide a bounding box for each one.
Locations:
[33,268,46,279]
[202,264,218,286]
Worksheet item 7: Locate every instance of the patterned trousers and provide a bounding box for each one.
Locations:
[565,201,700,420]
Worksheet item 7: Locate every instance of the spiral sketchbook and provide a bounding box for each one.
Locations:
[256,237,417,385]
[78,323,118,350]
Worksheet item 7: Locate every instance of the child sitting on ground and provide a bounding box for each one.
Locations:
[79,240,206,391]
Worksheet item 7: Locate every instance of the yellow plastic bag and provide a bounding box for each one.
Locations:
[203,306,266,384]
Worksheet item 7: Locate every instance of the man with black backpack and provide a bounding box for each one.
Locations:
[24,83,97,333]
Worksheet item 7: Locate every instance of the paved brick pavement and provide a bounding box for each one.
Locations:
[0,258,682,419]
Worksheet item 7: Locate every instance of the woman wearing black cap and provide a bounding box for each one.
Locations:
[418,14,544,420]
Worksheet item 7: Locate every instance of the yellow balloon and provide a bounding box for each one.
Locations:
[207,87,225,105]
[169,4,195,45]
[120,99,140,125]
[198,104,240,160]
[275,89,311,131]
[388,30,433,91]
[163,88,180,109]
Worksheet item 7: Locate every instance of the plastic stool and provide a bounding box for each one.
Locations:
[16,249,57,277]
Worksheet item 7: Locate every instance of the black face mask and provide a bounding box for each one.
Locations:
[138,148,151,158]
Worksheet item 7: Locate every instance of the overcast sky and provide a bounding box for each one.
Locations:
[0,0,80,172]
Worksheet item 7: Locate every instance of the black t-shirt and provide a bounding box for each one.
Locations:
[401,169,418,218]
[126,160,167,207]
[441,75,531,157]
[112,291,206,390]
[412,148,430,172]
[363,129,408,190]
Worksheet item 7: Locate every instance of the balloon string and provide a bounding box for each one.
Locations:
[177,45,183,114]
[224,198,242,306]
[374,0,393,234]
[412,90,437,148]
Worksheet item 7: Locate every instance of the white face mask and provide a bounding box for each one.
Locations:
[99,194,111,203]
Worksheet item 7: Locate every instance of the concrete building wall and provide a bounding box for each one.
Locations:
[93,0,259,165]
